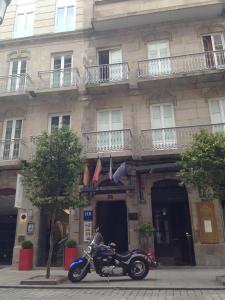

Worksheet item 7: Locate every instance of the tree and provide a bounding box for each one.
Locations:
[23,127,85,278]
[178,129,225,201]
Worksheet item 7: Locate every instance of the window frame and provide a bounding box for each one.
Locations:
[13,2,35,38]
[48,113,71,133]
[55,0,76,33]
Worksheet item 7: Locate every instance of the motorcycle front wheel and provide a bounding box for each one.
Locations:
[128,257,149,280]
[68,265,88,283]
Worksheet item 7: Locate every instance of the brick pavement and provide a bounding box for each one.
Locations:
[1,266,225,289]
[1,288,225,300]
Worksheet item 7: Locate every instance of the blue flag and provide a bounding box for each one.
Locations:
[113,162,127,183]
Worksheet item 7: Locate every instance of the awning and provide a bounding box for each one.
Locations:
[136,162,180,174]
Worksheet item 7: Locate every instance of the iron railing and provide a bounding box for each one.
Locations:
[85,62,129,85]
[0,74,32,94]
[141,123,225,153]
[38,68,80,90]
[0,139,23,160]
[83,129,132,153]
[138,50,225,79]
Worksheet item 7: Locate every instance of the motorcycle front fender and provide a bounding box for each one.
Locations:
[69,257,91,273]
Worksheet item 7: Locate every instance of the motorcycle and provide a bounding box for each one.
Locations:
[68,231,157,282]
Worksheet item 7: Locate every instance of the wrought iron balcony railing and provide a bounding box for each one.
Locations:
[83,129,132,153]
[85,62,129,85]
[141,123,225,153]
[38,68,80,90]
[0,139,23,161]
[0,74,32,94]
[138,50,225,80]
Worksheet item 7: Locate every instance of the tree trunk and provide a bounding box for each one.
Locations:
[46,207,57,279]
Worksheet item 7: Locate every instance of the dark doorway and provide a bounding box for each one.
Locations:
[96,200,128,253]
[151,179,195,266]
[0,215,17,264]
[37,209,69,267]
[0,190,17,265]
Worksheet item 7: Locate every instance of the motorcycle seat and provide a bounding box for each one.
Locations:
[116,251,132,261]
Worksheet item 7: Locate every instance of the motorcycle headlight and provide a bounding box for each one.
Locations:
[87,245,92,254]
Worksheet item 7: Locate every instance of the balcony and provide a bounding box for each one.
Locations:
[141,123,225,156]
[93,0,224,31]
[37,68,80,94]
[0,139,24,169]
[85,63,129,93]
[0,74,32,97]
[137,50,225,87]
[83,129,133,158]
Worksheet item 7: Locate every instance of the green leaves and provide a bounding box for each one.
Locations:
[178,129,225,201]
[23,127,85,209]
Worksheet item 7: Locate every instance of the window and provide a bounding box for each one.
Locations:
[150,104,176,149]
[51,54,72,87]
[1,119,23,160]
[97,110,123,151]
[202,33,225,68]
[209,99,225,132]
[55,0,76,32]
[148,41,171,76]
[98,48,122,82]
[13,1,35,38]
[8,59,27,92]
[48,114,71,133]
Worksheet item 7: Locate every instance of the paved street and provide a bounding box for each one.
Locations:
[1,288,225,300]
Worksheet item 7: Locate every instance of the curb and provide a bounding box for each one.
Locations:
[0,285,225,290]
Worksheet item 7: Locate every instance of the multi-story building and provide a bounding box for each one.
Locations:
[1,0,225,267]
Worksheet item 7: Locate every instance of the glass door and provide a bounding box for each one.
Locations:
[51,55,72,88]
[209,99,225,132]
[151,104,176,149]
[203,34,225,68]
[9,60,27,92]
[1,120,22,160]
[109,49,122,81]
[148,41,171,76]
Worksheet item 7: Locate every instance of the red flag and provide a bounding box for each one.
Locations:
[92,158,102,185]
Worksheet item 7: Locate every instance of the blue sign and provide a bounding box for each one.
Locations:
[83,211,93,221]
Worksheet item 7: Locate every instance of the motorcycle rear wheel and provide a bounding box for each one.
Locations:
[68,265,88,283]
[128,257,149,280]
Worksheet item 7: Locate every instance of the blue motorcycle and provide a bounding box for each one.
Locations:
[68,231,156,282]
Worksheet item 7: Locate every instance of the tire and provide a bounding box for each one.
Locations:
[128,257,149,280]
[68,265,88,283]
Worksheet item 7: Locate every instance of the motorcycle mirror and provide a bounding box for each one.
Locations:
[95,227,99,233]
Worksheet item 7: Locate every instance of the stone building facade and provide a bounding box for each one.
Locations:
[0,0,225,267]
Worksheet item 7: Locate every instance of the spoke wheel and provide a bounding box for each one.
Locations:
[128,257,149,280]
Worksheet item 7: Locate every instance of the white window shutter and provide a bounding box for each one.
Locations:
[111,110,122,130]
[210,100,222,124]
[98,111,110,131]
[109,49,122,64]
[151,106,162,129]
[15,174,24,209]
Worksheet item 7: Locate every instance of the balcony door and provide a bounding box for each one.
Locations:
[98,49,122,82]
[97,110,123,151]
[202,34,225,68]
[51,54,72,88]
[1,119,22,160]
[8,59,27,92]
[148,41,171,76]
[151,104,176,150]
[209,99,225,132]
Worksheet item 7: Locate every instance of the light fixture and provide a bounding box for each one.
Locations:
[0,0,11,25]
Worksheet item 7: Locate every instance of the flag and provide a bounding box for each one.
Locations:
[83,165,90,186]
[92,158,102,185]
[109,156,113,180]
[112,162,127,184]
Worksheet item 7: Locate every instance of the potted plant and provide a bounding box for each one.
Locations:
[64,239,78,270]
[18,240,33,271]
[138,223,155,250]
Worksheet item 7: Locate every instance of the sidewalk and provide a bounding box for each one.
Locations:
[0,266,225,289]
